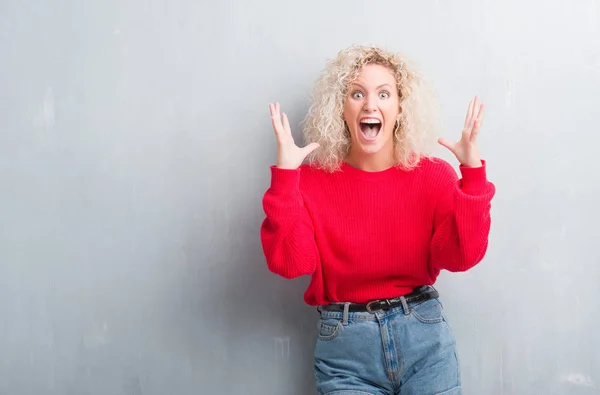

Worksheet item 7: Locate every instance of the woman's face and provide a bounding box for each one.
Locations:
[343,63,400,164]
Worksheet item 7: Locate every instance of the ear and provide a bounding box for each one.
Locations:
[394,114,401,132]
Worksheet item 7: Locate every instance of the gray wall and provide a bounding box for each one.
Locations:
[1,0,599,394]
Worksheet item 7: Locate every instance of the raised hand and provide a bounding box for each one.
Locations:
[269,102,320,170]
[438,96,485,168]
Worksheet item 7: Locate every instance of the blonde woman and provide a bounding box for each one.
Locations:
[260,45,495,395]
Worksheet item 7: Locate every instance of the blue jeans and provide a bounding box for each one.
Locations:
[314,291,462,395]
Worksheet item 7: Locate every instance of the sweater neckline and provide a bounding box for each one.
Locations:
[341,161,399,181]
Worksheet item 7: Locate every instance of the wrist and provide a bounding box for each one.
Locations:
[276,156,301,170]
[461,152,482,168]
[462,159,482,168]
[276,163,299,170]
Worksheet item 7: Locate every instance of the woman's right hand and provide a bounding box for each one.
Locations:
[269,102,319,170]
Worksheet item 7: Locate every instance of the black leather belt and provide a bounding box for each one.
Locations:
[321,286,439,313]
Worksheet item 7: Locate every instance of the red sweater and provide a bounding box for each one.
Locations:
[260,157,496,306]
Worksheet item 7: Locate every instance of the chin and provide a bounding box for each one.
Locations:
[358,144,385,156]
[354,134,393,156]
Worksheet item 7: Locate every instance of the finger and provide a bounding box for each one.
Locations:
[270,103,284,136]
[437,137,455,152]
[464,99,474,128]
[269,103,276,128]
[470,103,485,141]
[461,126,471,141]
[301,142,320,157]
[478,102,485,121]
[472,96,482,119]
[270,103,280,119]
[282,112,292,135]
[466,96,480,130]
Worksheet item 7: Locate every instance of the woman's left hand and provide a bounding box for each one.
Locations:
[438,96,485,168]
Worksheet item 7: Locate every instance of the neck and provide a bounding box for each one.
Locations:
[345,149,396,172]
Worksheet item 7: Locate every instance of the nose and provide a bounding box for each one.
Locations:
[363,95,377,113]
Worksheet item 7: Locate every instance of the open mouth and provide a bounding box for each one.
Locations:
[359,119,382,141]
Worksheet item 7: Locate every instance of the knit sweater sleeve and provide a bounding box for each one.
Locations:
[260,166,319,279]
[429,160,496,273]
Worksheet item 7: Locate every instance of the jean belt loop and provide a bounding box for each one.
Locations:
[400,296,410,315]
[342,302,350,326]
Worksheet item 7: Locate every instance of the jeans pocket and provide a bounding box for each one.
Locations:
[410,299,444,324]
[317,318,342,341]
[436,385,462,394]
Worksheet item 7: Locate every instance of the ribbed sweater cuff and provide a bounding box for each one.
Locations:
[459,160,488,194]
[269,166,301,193]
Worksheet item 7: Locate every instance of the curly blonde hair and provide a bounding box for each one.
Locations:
[302,44,439,172]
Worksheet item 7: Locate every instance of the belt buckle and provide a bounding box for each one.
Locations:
[366,299,391,313]
[365,300,380,313]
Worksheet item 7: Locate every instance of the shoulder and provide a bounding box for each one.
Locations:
[297,162,334,188]
[414,156,458,182]
[299,162,329,177]
[297,162,354,197]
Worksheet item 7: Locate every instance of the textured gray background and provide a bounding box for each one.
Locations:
[1,0,599,393]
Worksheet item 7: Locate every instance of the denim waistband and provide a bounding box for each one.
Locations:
[317,286,438,322]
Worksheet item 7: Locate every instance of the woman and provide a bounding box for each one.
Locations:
[260,44,495,395]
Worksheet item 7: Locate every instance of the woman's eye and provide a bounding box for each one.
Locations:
[352,91,364,99]
[379,91,390,99]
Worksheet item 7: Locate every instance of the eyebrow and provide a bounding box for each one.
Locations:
[351,82,394,90]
